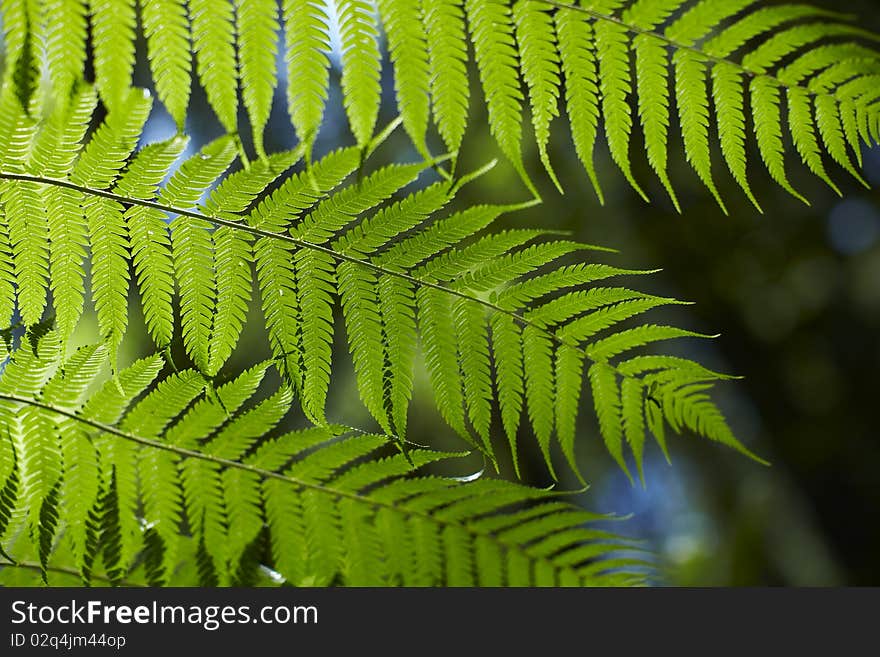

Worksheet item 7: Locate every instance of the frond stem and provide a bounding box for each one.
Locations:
[0,173,693,387]
[544,0,867,98]
[0,393,630,573]
[0,559,145,587]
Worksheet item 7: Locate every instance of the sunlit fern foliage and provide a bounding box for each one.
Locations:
[3,0,879,205]
[1,0,874,587]
[0,332,646,586]
[0,91,755,485]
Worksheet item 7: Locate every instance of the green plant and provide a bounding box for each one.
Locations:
[0,0,877,586]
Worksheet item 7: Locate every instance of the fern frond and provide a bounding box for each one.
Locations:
[140,0,192,129]
[596,17,647,201]
[119,137,190,347]
[589,361,627,477]
[42,86,98,340]
[378,0,431,157]
[0,0,31,94]
[788,86,840,195]
[337,0,382,148]
[282,0,331,150]
[491,313,524,474]
[815,92,869,187]
[466,0,533,194]
[417,285,469,440]
[43,0,88,100]
[1,111,46,326]
[5,0,877,203]
[235,0,279,156]
[674,50,725,212]
[0,337,645,586]
[634,32,677,210]
[751,75,807,203]
[294,248,336,424]
[523,324,556,474]
[0,331,62,556]
[75,91,151,358]
[423,0,470,154]
[190,0,238,133]
[169,136,239,372]
[711,61,761,210]
[555,7,602,201]
[90,0,137,110]
[514,0,562,190]
[0,100,759,480]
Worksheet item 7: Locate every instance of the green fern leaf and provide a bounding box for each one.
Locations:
[118,137,189,348]
[73,94,151,358]
[815,93,869,187]
[90,0,137,109]
[282,0,331,149]
[292,162,428,244]
[378,0,431,157]
[624,0,686,31]
[335,182,453,257]
[236,0,279,155]
[378,274,417,438]
[86,198,132,358]
[7,0,880,207]
[376,203,522,271]
[588,361,628,476]
[711,62,761,210]
[781,43,880,88]
[634,33,678,210]
[294,248,336,423]
[422,0,470,153]
[0,96,769,486]
[338,261,389,432]
[702,5,839,59]
[466,0,533,194]
[122,368,207,568]
[0,438,20,562]
[337,0,382,148]
[208,226,253,375]
[36,480,61,582]
[169,137,238,371]
[664,0,757,46]
[44,0,88,99]
[47,93,98,338]
[555,7,603,201]
[61,426,101,566]
[587,323,707,361]
[523,325,555,476]
[750,76,806,203]
[190,0,238,133]
[787,86,840,195]
[596,18,647,201]
[96,469,125,585]
[0,0,32,93]
[554,343,584,476]
[674,50,726,213]
[418,286,469,440]
[140,0,192,128]
[254,150,360,391]
[453,297,495,456]
[741,23,878,76]
[620,375,646,482]
[2,113,47,326]
[514,0,562,191]
[495,263,649,309]
[490,313,524,475]
[0,332,61,533]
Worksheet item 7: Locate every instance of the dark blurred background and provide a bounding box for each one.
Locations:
[51,0,880,585]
